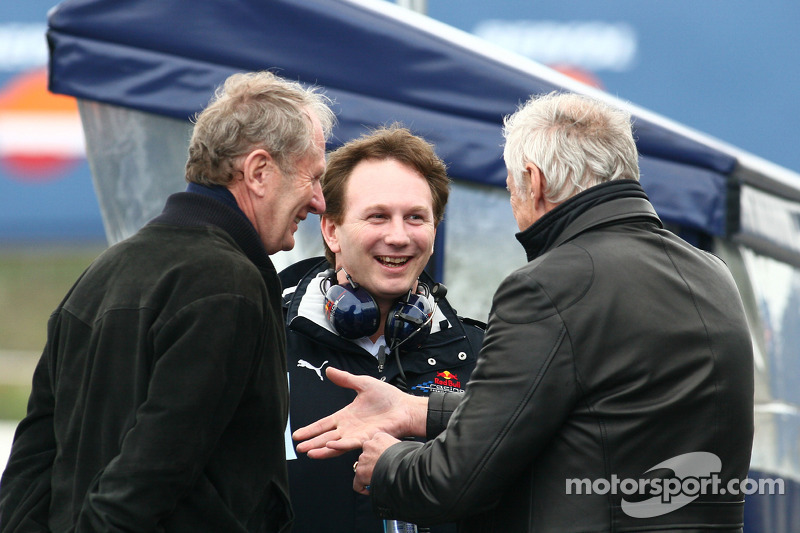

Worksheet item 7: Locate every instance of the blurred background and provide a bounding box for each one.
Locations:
[2,0,799,472]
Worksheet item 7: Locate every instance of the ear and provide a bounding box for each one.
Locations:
[525,162,548,211]
[241,149,278,198]
[320,215,342,255]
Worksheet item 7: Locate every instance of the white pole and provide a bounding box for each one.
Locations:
[396,0,427,15]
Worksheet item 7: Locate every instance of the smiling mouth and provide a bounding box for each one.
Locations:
[376,256,409,267]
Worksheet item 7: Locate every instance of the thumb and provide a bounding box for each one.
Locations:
[325,366,357,388]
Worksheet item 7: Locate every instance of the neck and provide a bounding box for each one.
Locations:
[227,180,257,229]
[372,300,397,342]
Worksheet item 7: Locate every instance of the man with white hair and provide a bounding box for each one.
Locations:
[294,92,755,532]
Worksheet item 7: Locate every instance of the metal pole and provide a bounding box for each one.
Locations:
[395,0,427,15]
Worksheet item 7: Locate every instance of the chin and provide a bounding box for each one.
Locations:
[279,233,296,251]
[383,280,417,297]
[263,239,292,255]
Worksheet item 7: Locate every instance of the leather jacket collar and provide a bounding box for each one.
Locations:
[516,179,660,261]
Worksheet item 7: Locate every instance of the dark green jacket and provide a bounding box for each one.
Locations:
[0,191,291,532]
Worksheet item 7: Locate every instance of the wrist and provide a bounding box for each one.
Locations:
[404,395,429,437]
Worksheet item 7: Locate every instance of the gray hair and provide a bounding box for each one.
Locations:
[502,92,639,203]
[186,71,335,186]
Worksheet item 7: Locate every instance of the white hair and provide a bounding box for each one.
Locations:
[502,92,639,202]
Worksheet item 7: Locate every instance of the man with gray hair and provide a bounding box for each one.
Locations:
[294,92,754,532]
[0,71,334,532]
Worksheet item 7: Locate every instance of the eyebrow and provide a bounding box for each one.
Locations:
[362,203,433,213]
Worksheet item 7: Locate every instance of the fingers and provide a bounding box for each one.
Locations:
[292,417,335,442]
[324,437,365,452]
[294,429,339,453]
[304,436,363,459]
[353,452,373,495]
[351,432,399,495]
[306,446,347,459]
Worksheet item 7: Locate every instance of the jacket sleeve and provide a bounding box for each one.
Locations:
[0,341,57,532]
[425,392,464,439]
[371,268,581,524]
[73,294,265,532]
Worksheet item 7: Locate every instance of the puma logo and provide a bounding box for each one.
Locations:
[297,359,329,381]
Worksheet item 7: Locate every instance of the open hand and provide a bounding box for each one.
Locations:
[292,367,427,459]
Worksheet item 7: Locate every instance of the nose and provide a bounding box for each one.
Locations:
[384,217,410,246]
[309,180,326,215]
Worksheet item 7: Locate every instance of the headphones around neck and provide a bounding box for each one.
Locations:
[321,267,446,350]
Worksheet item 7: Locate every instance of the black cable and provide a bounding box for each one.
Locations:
[390,344,409,393]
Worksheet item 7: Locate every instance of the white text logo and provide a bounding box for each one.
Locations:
[566,452,784,518]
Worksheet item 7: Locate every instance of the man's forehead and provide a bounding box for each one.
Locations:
[343,185,434,214]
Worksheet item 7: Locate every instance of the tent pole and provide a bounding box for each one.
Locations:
[396,0,427,15]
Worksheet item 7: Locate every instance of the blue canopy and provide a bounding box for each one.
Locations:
[46,0,800,266]
[46,0,743,237]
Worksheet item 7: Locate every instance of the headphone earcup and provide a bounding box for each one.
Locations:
[324,283,380,339]
[385,290,433,349]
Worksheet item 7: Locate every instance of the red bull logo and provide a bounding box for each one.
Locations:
[435,370,461,389]
[324,296,335,320]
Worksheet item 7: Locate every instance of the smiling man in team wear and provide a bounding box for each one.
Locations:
[280,126,484,532]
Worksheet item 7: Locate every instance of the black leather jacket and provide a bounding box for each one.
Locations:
[371,180,754,532]
[280,258,484,533]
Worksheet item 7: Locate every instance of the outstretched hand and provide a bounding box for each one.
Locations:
[292,367,427,459]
